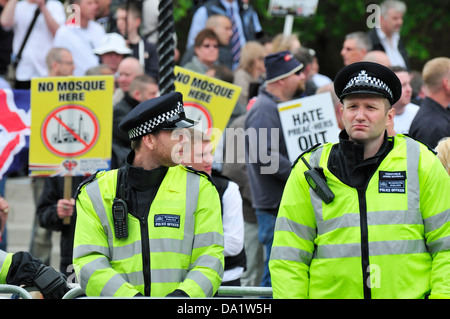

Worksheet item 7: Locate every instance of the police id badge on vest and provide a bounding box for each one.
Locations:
[379,171,406,193]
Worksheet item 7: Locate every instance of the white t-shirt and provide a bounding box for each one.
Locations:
[53,21,105,76]
[312,73,332,88]
[221,180,245,282]
[12,0,65,81]
[394,103,420,135]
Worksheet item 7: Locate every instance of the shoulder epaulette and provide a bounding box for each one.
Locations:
[74,171,100,199]
[291,143,322,168]
[181,165,216,187]
[211,169,230,182]
[401,134,437,155]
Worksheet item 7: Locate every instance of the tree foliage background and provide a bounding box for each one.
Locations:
[174,0,450,79]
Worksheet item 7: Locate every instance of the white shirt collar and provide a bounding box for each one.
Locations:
[376,27,400,45]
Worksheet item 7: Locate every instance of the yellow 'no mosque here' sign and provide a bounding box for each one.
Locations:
[28,75,114,177]
[174,66,241,147]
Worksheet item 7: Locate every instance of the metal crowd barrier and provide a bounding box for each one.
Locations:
[62,284,273,299]
[0,284,33,299]
[0,283,272,299]
[63,284,84,299]
[217,286,272,298]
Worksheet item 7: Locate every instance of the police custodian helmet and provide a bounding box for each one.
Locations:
[334,61,402,105]
[119,91,196,140]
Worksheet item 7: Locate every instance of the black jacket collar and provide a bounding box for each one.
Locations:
[123,92,140,110]
[329,130,393,189]
[338,130,391,166]
[125,150,168,191]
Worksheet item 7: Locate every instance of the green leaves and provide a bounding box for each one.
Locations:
[174,0,449,74]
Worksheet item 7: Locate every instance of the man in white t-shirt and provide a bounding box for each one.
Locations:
[53,0,105,76]
[0,0,65,88]
[391,66,419,135]
[182,129,245,286]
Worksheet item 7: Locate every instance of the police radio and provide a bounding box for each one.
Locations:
[301,157,335,204]
[113,171,129,239]
[112,198,128,238]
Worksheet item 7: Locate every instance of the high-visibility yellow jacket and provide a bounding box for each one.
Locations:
[0,250,12,284]
[270,135,450,299]
[73,165,224,297]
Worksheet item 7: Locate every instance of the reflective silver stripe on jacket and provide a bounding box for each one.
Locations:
[74,178,129,295]
[405,137,420,214]
[308,147,324,223]
[272,216,316,264]
[308,137,428,259]
[185,172,221,297]
[269,242,314,265]
[0,249,8,271]
[270,149,323,266]
[314,239,428,258]
[425,208,450,255]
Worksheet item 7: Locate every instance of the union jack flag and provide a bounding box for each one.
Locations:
[0,89,31,179]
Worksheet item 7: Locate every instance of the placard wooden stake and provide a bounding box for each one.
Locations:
[63,175,72,225]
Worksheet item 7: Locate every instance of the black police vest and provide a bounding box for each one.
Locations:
[212,171,247,271]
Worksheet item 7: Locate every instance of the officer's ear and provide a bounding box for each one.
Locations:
[385,104,396,135]
[142,133,157,150]
[386,105,395,121]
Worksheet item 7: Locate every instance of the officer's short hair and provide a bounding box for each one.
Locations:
[130,129,162,150]
[389,66,408,74]
[130,137,142,150]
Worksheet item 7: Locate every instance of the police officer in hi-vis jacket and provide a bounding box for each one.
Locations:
[269,62,450,299]
[73,92,224,297]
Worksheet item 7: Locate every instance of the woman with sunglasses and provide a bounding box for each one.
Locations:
[184,28,220,74]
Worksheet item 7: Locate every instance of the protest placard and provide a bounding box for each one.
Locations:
[29,76,114,177]
[278,92,340,162]
[174,66,241,147]
[268,0,319,17]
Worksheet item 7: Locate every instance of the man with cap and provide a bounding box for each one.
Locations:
[93,33,132,75]
[244,50,305,287]
[269,61,450,299]
[73,92,225,297]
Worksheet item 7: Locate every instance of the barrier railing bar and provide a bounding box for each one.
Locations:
[0,284,33,299]
[62,285,272,299]
[217,286,272,297]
